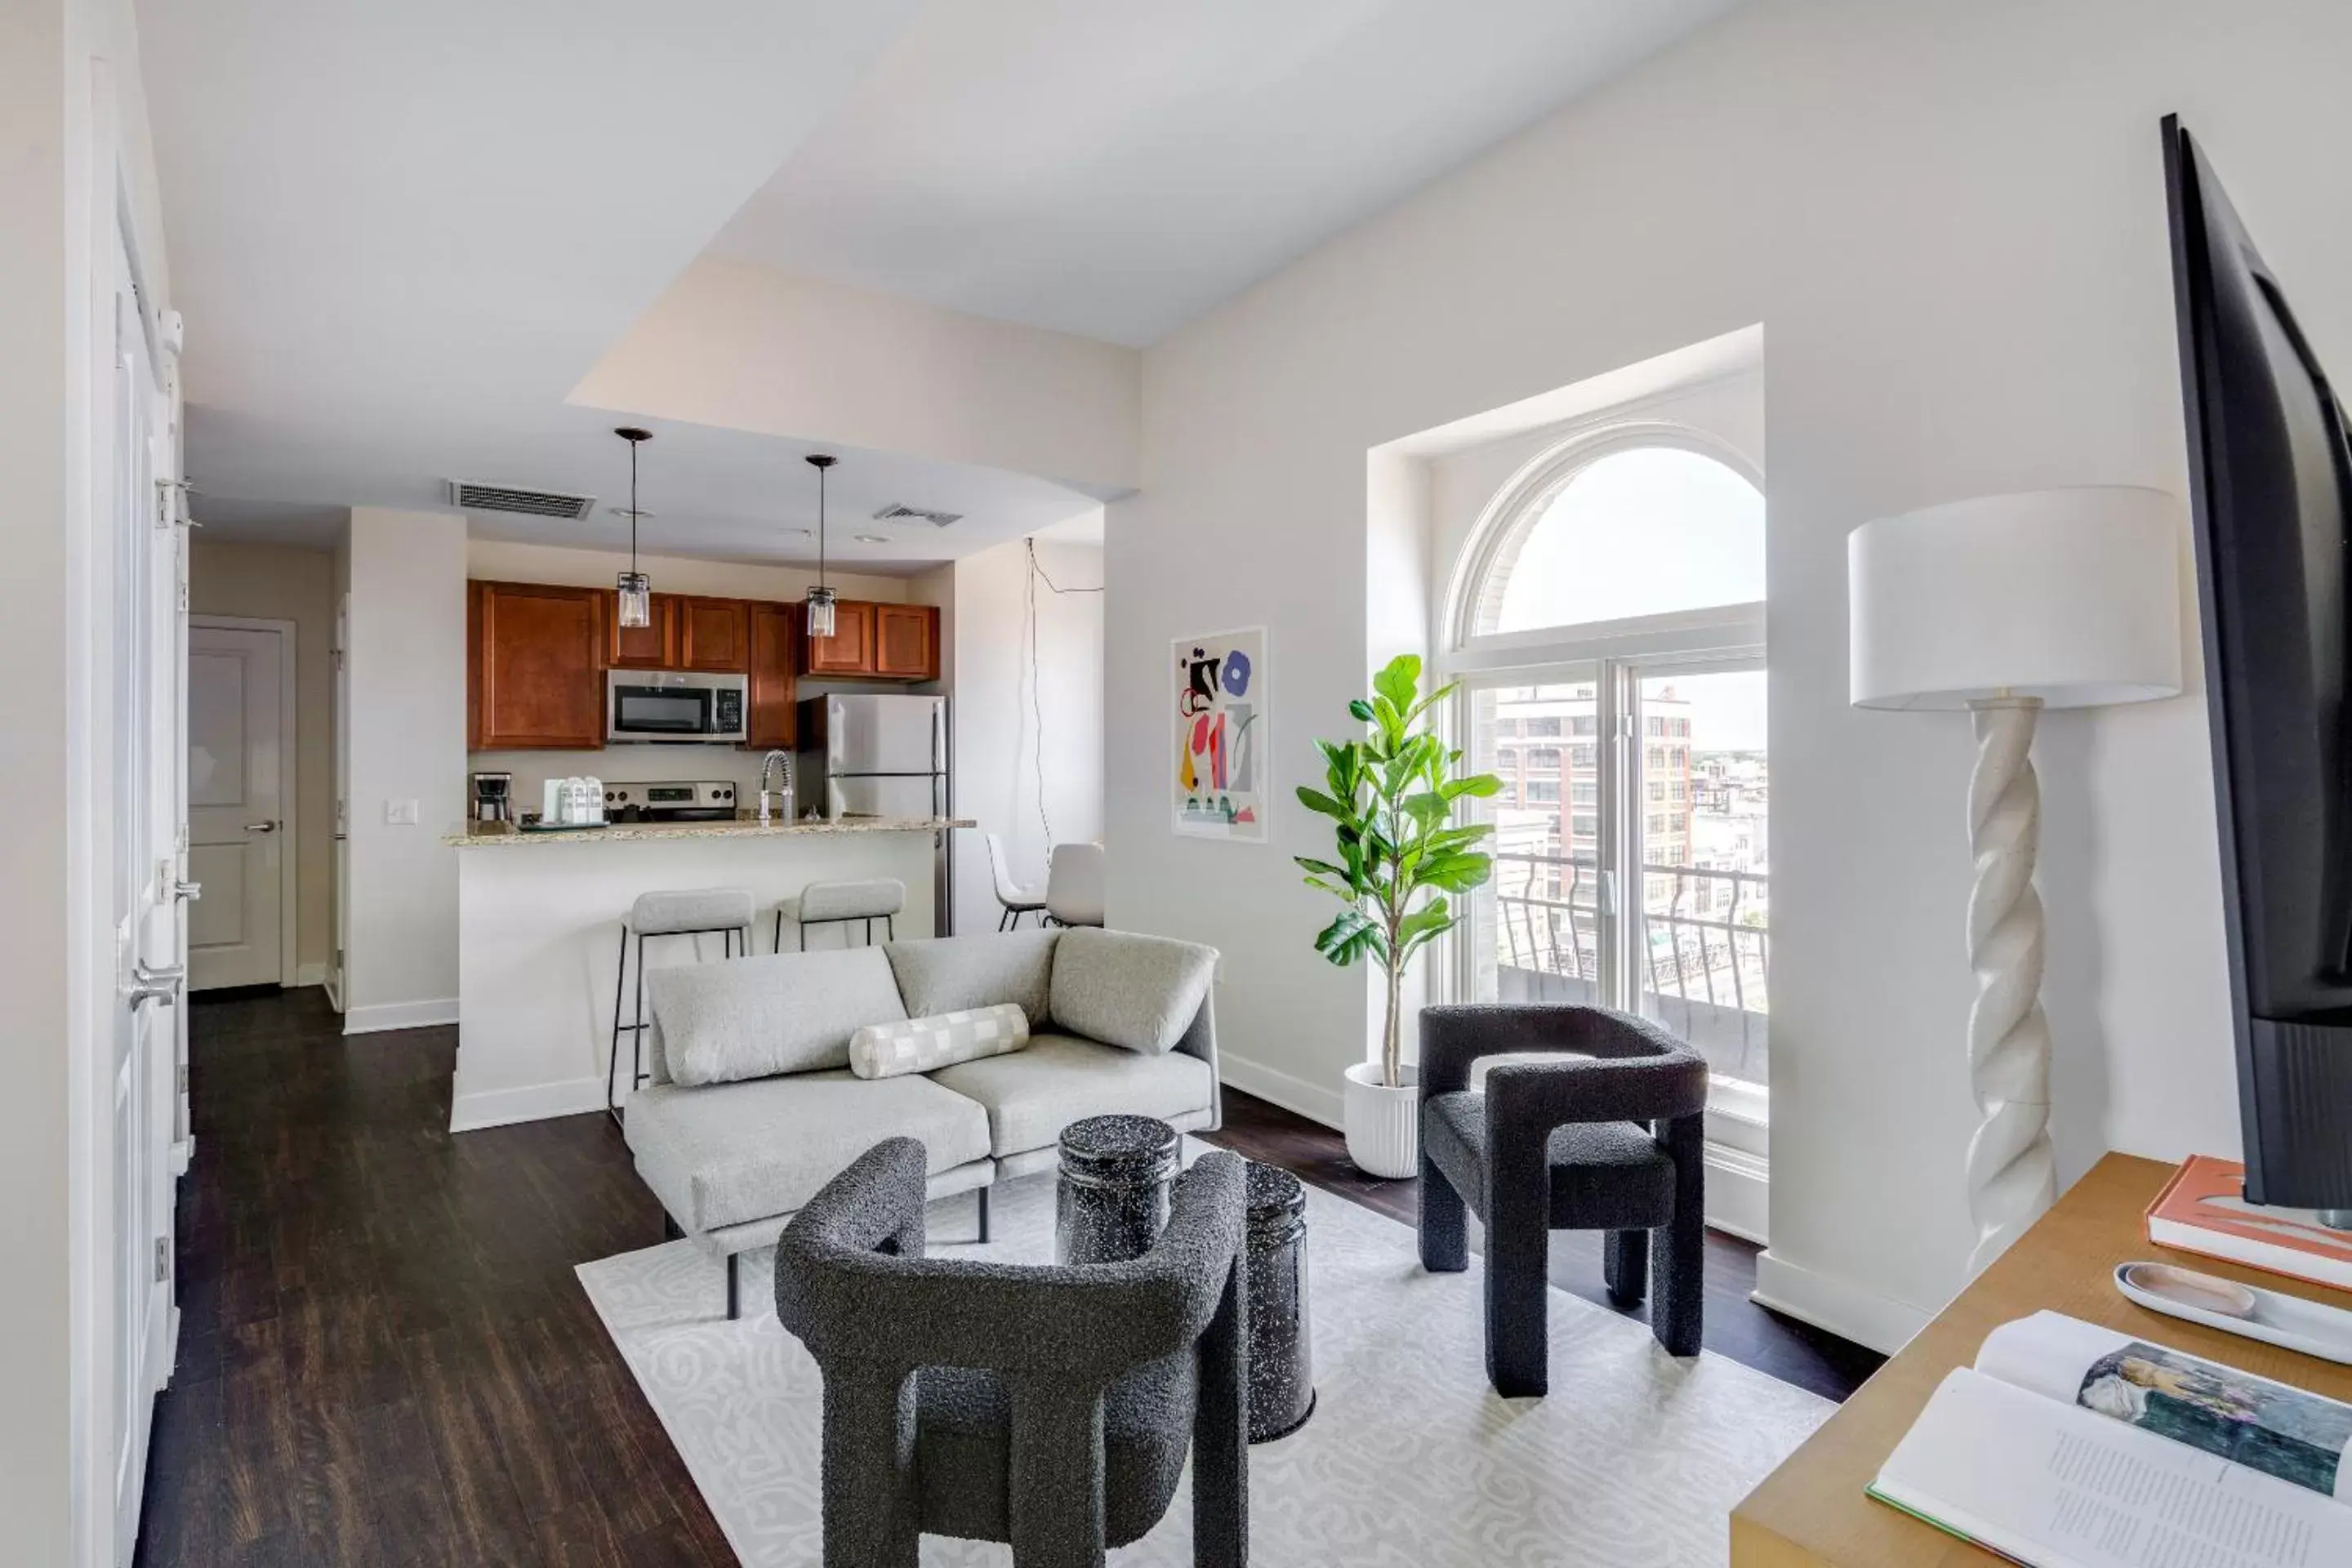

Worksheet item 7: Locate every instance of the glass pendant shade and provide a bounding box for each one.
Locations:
[616,571,652,629]
[804,584,837,639]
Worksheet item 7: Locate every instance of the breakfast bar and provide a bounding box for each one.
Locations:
[444,815,971,1132]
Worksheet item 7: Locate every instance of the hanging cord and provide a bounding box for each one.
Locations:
[627,437,639,572]
[1024,537,1103,848]
[817,460,826,587]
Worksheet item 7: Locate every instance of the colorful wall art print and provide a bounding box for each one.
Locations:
[1174,629,1268,842]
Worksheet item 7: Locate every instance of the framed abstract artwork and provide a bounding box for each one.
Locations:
[1173,628,1268,842]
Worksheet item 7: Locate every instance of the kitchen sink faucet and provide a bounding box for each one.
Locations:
[757,750,794,825]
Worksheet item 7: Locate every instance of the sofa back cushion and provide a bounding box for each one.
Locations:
[1048,929,1217,1055]
[649,947,908,1087]
[883,929,1059,1022]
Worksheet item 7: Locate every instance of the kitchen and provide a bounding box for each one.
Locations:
[447,555,972,1133]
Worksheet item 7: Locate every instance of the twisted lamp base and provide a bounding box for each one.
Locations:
[1964,697,2057,1277]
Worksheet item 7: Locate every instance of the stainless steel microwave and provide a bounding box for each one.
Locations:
[606,670,748,744]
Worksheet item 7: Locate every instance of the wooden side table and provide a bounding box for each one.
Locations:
[1732,1152,2352,1565]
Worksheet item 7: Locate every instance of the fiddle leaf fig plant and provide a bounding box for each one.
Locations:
[1296,653,1500,1089]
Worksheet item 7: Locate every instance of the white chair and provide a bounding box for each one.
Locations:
[1045,842,1106,928]
[986,832,1049,930]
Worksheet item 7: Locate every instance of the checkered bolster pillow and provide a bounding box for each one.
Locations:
[848,1003,1031,1081]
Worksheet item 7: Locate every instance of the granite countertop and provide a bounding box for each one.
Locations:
[445,815,973,848]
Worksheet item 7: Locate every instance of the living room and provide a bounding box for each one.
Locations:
[11,2,2352,1565]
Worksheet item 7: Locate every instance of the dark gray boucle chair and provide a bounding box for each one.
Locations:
[775,1136,1250,1566]
[1417,1003,1708,1398]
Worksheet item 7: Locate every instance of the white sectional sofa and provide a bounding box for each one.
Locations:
[625,927,1221,1315]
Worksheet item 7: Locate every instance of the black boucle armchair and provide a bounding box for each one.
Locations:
[775,1136,1250,1566]
[1418,1003,1708,1397]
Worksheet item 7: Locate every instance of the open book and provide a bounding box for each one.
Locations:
[1872,1311,2352,1567]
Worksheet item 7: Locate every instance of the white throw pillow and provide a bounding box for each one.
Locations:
[849,1003,1031,1081]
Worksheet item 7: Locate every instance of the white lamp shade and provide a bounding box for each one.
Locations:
[1848,487,2183,710]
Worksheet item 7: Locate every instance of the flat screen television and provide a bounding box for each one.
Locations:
[2164,115,2352,1214]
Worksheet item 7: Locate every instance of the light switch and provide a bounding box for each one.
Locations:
[385,799,420,826]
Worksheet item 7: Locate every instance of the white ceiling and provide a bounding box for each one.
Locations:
[713,0,1745,346]
[145,0,1739,567]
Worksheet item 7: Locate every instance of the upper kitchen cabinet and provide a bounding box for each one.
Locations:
[678,595,751,672]
[470,581,604,750]
[804,599,874,675]
[604,589,678,669]
[803,599,938,680]
[874,603,939,679]
[746,601,799,748]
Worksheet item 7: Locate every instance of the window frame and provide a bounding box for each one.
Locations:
[1435,420,1769,1183]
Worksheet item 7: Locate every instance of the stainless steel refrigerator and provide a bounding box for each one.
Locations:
[797,693,952,933]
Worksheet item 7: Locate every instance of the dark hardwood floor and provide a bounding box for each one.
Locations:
[137,986,1878,1566]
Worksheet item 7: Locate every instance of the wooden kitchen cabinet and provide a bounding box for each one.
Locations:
[874,603,939,679]
[678,595,751,672]
[802,599,938,679]
[604,590,678,669]
[745,602,799,748]
[470,581,604,749]
[804,599,875,675]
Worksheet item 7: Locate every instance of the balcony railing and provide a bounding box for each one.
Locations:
[1489,851,1769,1085]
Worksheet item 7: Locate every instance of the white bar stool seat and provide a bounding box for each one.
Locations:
[774,877,906,951]
[610,886,755,1125]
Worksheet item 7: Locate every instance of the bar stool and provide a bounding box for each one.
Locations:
[609,887,755,1126]
[773,877,906,951]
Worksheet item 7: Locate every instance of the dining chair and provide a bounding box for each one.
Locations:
[1045,841,1106,927]
[986,832,1049,930]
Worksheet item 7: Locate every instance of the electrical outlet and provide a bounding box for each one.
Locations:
[385,799,420,826]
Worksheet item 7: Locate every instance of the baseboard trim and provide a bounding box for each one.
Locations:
[1751,1249,1933,1356]
[293,961,327,988]
[1704,1140,1769,1245]
[449,1076,608,1134]
[1218,1051,1343,1130]
[343,998,458,1035]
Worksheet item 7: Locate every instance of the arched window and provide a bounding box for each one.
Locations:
[1454,430,1766,646]
[1441,425,1771,1134]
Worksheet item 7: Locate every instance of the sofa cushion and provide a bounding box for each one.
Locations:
[1047,929,1217,1055]
[928,1032,1217,1158]
[883,930,1059,1022]
[850,1004,1031,1080]
[626,1070,990,1232]
[648,946,907,1087]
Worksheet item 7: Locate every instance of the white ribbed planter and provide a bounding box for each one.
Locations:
[1343,1062,1420,1178]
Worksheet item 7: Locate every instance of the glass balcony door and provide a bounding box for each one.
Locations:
[1459,657,1768,1127]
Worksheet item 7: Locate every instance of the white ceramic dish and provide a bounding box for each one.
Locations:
[2114,1260,2352,1365]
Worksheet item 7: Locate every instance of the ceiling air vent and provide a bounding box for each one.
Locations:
[873,502,964,529]
[445,480,598,520]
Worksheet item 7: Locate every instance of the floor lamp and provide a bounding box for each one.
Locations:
[1848,488,2182,1277]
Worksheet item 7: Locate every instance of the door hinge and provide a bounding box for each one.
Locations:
[154,1237,172,1285]
[155,479,198,531]
[176,1064,188,1096]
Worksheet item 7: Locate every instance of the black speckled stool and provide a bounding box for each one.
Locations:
[1055,1115,1180,1264]
[1243,1161,1315,1442]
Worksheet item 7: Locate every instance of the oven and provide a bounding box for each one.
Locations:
[605,670,748,744]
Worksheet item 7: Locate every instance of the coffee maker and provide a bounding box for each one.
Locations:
[470,771,513,824]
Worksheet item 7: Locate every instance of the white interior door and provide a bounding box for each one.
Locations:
[108,218,180,1562]
[187,622,288,989]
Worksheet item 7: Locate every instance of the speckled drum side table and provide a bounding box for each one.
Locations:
[1054,1115,1180,1265]
[1243,1160,1315,1442]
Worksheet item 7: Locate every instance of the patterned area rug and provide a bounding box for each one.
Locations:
[577,1149,1830,1566]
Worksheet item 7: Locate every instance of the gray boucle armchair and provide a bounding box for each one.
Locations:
[775,1137,1250,1566]
[1417,1003,1708,1398]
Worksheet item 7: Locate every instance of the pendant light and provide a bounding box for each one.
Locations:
[613,425,653,629]
[804,452,839,638]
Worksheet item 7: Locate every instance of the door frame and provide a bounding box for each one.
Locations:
[188,614,299,987]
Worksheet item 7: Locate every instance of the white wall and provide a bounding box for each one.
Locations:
[1107,0,2352,1350]
[940,530,1107,935]
[2,0,172,1558]
[572,255,1143,497]
[343,508,468,1031]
